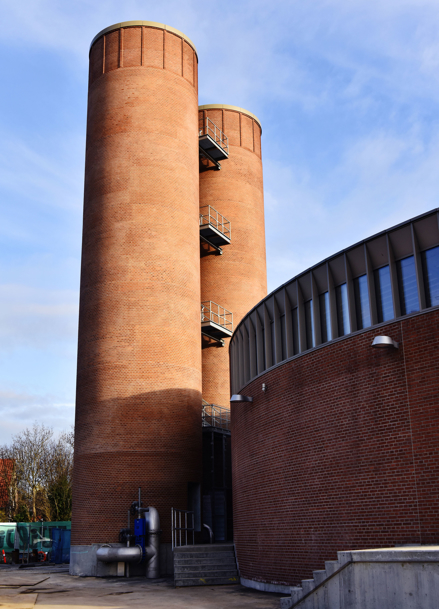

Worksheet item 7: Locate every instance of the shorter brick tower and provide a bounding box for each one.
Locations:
[198,105,267,543]
[199,104,267,409]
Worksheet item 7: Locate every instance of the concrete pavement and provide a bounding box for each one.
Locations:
[0,565,283,609]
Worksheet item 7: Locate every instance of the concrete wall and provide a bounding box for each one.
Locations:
[70,542,173,577]
[280,547,439,609]
[232,308,439,585]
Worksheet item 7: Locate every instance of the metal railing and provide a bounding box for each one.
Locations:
[199,116,229,155]
[199,205,231,240]
[201,301,233,333]
[202,400,231,431]
[171,508,195,549]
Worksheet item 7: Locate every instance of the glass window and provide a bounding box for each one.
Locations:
[280,314,286,360]
[260,319,266,370]
[292,307,299,355]
[270,320,275,364]
[335,283,350,336]
[253,323,258,373]
[353,275,371,329]
[304,300,314,349]
[374,266,394,323]
[319,292,331,343]
[396,256,419,315]
[421,246,439,307]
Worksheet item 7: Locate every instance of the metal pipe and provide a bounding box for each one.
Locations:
[126,510,131,578]
[144,506,160,578]
[97,545,142,564]
[203,523,214,544]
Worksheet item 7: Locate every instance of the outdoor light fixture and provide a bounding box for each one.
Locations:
[230,394,253,403]
[262,383,267,392]
[371,336,399,349]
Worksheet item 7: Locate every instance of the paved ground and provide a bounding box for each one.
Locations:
[0,565,284,609]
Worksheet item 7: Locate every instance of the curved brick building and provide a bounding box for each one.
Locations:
[71,21,201,574]
[229,209,439,589]
[199,104,267,409]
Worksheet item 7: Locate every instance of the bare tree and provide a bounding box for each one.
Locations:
[10,424,53,520]
[0,424,74,522]
[45,430,74,521]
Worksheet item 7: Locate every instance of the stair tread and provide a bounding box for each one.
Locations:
[175,564,238,570]
[174,545,234,553]
[174,556,235,565]
[175,576,240,587]
[175,555,236,560]
[174,569,238,578]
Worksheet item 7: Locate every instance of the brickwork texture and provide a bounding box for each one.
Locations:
[200,107,267,409]
[73,23,201,546]
[231,309,439,585]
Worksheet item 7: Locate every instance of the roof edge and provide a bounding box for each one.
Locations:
[230,206,439,340]
[90,21,197,58]
[199,104,262,130]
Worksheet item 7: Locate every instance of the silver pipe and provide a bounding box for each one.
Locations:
[97,545,142,564]
[144,507,160,578]
[203,523,214,544]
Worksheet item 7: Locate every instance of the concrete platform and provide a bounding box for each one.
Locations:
[0,565,284,608]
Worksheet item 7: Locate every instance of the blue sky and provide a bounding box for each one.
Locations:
[1,0,439,443]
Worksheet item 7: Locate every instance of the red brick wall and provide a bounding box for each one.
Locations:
[231,309,439,585]
[73,24,201,546]
[200,107,267,409]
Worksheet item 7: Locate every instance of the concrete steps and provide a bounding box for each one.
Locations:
[280,547,439,609]
[174,544,239,587]
[280,554,351,608]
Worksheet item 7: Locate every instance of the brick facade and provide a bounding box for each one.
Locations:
[231,308,439,585]
[200,106,267,409]
[73,24,201,546]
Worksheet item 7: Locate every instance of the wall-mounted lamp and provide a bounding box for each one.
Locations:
[262,383,267,392]
[230,394,253,403]
[371,336,399,349]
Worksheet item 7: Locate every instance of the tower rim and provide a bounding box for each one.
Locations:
[90,21,198,58]
[198,104,262,131]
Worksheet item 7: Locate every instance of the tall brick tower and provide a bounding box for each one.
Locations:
[71,21,201,574]
[199,105,267,409]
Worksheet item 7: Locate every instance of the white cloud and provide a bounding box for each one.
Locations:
[0,389,74,445]
[0,133,83,215]
[265,124,439,292]
[0,284,78,351]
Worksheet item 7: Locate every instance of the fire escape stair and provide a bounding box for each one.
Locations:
[174,544,239,587]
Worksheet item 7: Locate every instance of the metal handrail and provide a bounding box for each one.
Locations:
[171,508,195,549]
[202,400,230,431]
[201,301,233,332]
[199,205,231,240]
[199,116,229,155]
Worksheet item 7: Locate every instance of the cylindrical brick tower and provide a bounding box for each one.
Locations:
[199,105,267,408]
[71,22,201,573]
